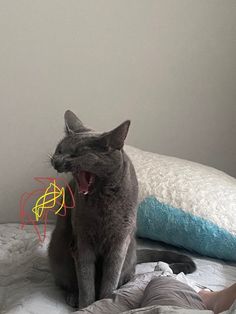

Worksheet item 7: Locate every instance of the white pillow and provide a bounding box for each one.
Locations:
[125,145,236,261]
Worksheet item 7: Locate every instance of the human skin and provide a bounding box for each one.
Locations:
[199,283,236,313]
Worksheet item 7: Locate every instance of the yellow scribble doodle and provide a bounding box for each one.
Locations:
[32,180,65,221]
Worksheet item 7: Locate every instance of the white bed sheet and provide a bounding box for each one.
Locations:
[0,224,236,314]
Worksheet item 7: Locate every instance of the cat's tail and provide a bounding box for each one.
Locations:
[136,249,196,274]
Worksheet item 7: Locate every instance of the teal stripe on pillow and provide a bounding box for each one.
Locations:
[137,196,236,261]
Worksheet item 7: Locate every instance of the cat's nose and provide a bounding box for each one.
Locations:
[51,155,66,172]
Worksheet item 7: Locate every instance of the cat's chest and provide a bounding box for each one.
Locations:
[76,204,122,233]
[71,196,132,247]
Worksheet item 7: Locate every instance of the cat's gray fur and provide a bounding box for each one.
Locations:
[48,110,196,309]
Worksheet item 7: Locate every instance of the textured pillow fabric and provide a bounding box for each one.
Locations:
[125,145,236,261]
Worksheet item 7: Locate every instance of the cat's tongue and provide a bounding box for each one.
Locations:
[77,171,92,195]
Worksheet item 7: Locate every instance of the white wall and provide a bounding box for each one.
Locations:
[0,1,235,222]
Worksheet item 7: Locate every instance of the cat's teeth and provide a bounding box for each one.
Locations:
[83,191,88,195]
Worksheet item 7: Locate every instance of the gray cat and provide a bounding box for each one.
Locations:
[48,110,196,309]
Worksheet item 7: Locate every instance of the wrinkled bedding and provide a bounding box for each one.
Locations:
[0,224,236,314]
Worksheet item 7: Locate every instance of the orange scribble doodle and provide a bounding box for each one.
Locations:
[20,177,75,243]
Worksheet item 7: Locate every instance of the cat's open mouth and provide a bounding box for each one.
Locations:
[74,171,95,195]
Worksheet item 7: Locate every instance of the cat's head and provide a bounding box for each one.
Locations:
[51,110,130,194]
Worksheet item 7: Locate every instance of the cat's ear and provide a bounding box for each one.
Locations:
[100,120,131,150]
[64,110,85,134]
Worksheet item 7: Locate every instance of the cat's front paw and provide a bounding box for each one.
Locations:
[65,292,79,308]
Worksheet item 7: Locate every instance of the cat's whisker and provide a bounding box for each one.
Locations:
[47,153,53,160]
